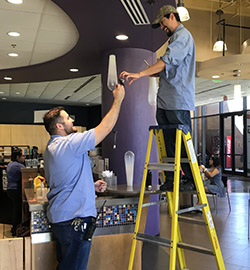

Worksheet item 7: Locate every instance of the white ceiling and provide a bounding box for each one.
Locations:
[0,0,250,108]
[0,75,102,106]
[0,0,78,69]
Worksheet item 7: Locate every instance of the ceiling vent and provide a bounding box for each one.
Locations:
[120,0,150,25]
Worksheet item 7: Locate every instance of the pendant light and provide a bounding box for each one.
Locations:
[234,84,241,101]
[213,9,227,52]
[177,0,190,22]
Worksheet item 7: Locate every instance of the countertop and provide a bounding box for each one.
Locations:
[25,184,162,211]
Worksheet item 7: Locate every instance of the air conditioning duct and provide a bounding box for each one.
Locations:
[120,0,150,25]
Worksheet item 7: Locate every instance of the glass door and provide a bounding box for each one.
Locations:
[221,112,244,175]
[223,115,232,172]
[234,114,244,172]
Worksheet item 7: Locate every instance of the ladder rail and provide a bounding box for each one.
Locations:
[169,128,182,270]
[155,128,187,269]
[128,129,154,270]
[182,131,225,270]
[128,126,225,270]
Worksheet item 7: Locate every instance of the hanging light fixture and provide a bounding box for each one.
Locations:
[213,9,227,52]
[234,84,241,100]
[177,0,190,22]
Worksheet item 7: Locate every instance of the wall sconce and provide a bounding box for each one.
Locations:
[177,0,190,22]
[213,9,227,53]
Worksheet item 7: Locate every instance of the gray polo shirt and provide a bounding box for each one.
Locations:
[157,24,195,111]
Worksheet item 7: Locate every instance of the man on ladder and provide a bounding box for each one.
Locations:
[120,4,195,192]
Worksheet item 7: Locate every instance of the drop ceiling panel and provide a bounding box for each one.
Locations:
[40,81,71,99]
[30,52,64,65]
[40,13,76,31]
[32,40,75,54]
[0,52,32,69]
[36,29,78,45]
[0,85,10,95]
[0,27,38,42]
[43,0,64,16]
[91,96,101,104]
[67,77,95,87]
[0,10,41,29]
[0,0,46,13]
[25,82,49,98]
[69,88,98,102]
[79,89,101,103]
[11,84,29,91]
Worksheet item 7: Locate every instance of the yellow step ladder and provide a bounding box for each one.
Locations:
[128,125,225,270]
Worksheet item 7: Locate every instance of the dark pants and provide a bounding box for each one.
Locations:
[7,189,22,234]
[156,108,193,182]
[52,217,92,270]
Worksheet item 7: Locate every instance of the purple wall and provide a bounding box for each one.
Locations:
[101,48,160,235]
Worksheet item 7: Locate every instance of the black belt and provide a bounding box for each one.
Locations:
[53,216,94,226]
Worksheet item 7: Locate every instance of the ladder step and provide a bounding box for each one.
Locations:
[136,233,171,248]
[136,233,214,256]
[178,216,206,226]
[178,242,214,256]
[176,204,207,215]
[142,199,166,208]
[147,163,175,171]
[162,157,190,163]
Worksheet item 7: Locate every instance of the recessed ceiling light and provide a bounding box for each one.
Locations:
[2,98,7,100]
[70,68,79,72]
[7,0,23,4]
[8,52,18,57]
[86,103,90,106]
[0,92,4,94]
[212,75,220,79]
[116,35,128,41]
[16,91,20,95]
[7,31,20,37]
[4,76,12,81]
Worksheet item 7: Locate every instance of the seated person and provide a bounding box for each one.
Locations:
[200,156,225,198]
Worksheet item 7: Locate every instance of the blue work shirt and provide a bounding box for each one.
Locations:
[44,129,96,223]
[7,161,25,190]
[158,24,195,111]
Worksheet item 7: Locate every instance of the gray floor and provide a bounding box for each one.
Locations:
[142,178,250,270]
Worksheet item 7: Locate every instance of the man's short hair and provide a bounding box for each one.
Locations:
[43,106,65,135]
[11,147,23,162]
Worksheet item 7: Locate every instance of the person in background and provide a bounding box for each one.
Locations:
[43,83,125,270]
[200,156,225,198]
[7,147,25,236]
[120,4,196,192]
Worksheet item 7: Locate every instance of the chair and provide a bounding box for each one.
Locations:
[208,176,231,213]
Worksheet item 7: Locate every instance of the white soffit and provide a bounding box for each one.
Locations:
[0,0,79,69]
[197,54,250,80]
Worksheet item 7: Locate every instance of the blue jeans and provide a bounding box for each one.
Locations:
[156,108,193,182]
[52,217,92,270]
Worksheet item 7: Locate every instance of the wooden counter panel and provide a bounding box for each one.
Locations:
[30,233,142,270]
[88,233,142,270]
[0,238,23,270]
[31,241,57,270]
[24,237,31,270]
